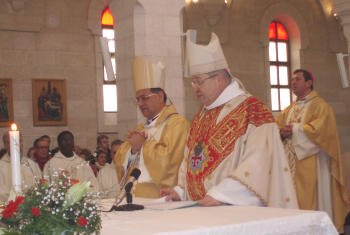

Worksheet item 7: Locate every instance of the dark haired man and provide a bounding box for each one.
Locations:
[43,131,99,192]
[276,69,349,231]
[96,135,111,163]
[115,57,190,198]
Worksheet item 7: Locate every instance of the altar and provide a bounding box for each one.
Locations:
[100,202,337,235]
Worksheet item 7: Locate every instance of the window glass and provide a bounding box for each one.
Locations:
[279,66,288,85]
[271,88,279,111]
[103,84,117,112]
[269,65,278,85]
[277,22,288,40]
[277,42,287,62]
[268,21,291,112]
[101,8,114,26]
[102,29,114,39]
[269,42,276,61]
[101,7,117,112]
[108,40,115,53]
[280,88,291,110]
[111,57,116,74]
[268,23,276,39]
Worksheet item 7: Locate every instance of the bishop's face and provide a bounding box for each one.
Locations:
[135,88,164,120]
[190,72,222,106]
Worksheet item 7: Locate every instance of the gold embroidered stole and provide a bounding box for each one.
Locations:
[284,100,307,177]
[186,97,274,200]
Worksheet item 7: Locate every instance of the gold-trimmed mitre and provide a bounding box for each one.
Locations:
[133,56,165,91]
[185,30,228,76]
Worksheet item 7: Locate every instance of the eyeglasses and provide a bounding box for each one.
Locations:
[191,73,218,87]
[134,93,157,104]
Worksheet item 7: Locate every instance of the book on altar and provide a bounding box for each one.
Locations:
[143,197,198,210]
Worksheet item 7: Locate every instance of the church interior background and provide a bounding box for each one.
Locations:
[0,0,349,181]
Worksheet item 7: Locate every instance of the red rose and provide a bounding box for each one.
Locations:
[1,196,25,219]
[15,196,24,205]
[69,178,80,185]
[76,216,88,226]
[31,207,41,217]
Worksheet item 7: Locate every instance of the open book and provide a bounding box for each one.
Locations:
[98,197,197,211]
[143,197,197,210]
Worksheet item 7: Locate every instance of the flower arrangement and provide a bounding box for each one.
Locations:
[0,175,101,235]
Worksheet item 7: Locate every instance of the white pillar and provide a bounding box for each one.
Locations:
[333,0,350,83]
[112,0,185,136]
[137,0,185,113]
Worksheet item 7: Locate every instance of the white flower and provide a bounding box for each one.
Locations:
[63,182,90,209]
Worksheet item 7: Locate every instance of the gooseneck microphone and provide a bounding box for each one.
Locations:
[113,168,141,207]
[109,168,144,212]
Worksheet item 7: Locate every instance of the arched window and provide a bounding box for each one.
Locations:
[268,21,291,111]
[101,7,117,112]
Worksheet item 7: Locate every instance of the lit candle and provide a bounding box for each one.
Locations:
[9,123,21,193]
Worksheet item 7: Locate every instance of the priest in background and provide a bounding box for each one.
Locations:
[115,57,190,198]
[0,132,41,202]
[161,30,298,209]
[43,131,99,192]
[33,135,52,174]
[276,69,350,231]
[97,139,123,198]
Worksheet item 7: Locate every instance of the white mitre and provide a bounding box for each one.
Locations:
[185,30,228,76]
[133,56,165,91]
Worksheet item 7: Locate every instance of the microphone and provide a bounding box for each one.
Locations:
[113,180,144,211]
[113,168,141,207]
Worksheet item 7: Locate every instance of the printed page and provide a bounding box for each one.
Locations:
[143,197,198,210]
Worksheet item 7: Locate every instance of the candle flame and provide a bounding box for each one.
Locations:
[11,123,17,131]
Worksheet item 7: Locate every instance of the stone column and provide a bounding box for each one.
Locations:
[333,0,350,82]
[113,0,185,136]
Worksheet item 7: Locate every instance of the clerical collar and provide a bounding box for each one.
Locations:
[205,80,245,110]
[296,91,312,102]
[146,113,160,125]
[55,151,76,160]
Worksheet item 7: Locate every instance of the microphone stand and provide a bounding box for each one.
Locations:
[112,192,144,211]
[110,181,144,211]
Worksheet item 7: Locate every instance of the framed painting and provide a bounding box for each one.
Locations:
[0,79,14,127]
[32,79,67,126]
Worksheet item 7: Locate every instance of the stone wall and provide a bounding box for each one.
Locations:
[0,0,99,151]
[0,0,349,154]
[183,0,350,152]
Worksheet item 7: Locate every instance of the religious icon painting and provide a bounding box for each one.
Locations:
[0,79,14,127]
[32,79,67,126]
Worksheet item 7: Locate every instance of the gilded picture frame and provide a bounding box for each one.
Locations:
[32,79,67,126]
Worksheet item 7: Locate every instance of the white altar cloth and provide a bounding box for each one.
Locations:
[101,204,337,235]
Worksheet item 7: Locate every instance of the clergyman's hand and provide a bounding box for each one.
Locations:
[126,131,147,154]
[197,195,223,206]
[280,125,293,140]
[159,188,181,201]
